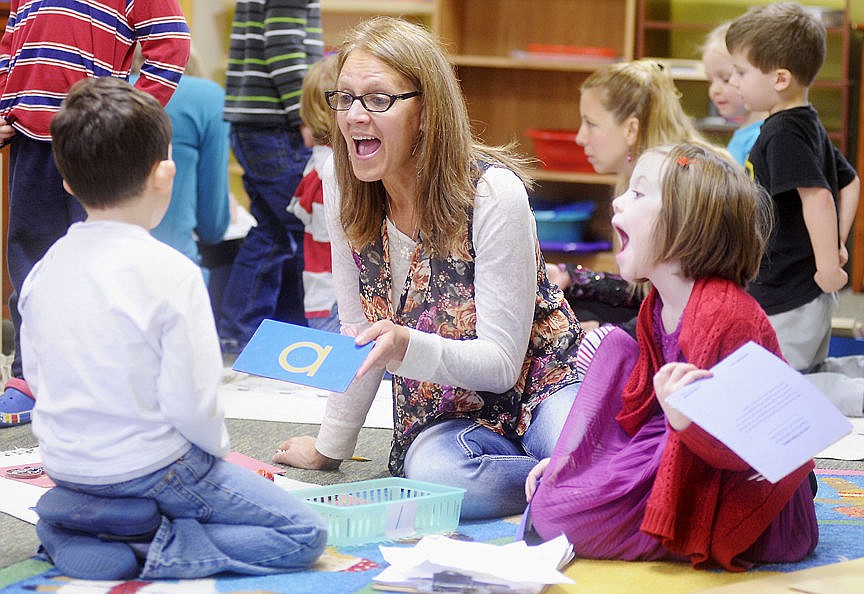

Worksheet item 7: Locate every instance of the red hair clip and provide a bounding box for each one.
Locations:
[676,156,695,168]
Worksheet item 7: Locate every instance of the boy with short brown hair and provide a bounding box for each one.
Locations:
[726,2,862,415]
[23,77,325,580]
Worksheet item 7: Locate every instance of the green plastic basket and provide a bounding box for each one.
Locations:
[292,477,466,546]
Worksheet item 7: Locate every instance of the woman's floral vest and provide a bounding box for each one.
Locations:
[354,186,584,475]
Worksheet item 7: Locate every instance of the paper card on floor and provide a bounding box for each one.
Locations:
[224,451,284,476]
[1,463,54,488]
[232,320,374,392]
[667,341,853,483]
[817,417,864,460]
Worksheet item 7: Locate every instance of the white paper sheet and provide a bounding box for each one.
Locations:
[667,341,853,483]
[221,203,256,241]
[816,417,864,460]
[374,533,574,593]
[0,447,45,523]
[220,372,394,428]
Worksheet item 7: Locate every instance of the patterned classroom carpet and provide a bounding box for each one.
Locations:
[0,469,861,594]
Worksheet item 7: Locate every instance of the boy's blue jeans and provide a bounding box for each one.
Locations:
[51,445,326,579]
[218,124,311,349]
[403,382,579,519]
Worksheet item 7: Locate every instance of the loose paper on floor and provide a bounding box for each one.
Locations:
[374,533,574,594]
[817,417,864,460]
[220,372,394,428]
[0,447,43,523]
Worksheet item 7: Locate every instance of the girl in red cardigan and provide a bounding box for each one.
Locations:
[526,143,818,571]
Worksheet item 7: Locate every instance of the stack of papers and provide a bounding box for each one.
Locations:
[373,534,574,593]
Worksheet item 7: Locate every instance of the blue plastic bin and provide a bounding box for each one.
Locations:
[828,336,864,357]
[533,201,596,243]
[291,477,465,546]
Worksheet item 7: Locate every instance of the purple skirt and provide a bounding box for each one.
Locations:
[530,327,818,565]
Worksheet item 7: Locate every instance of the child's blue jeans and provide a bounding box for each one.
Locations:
[403,382,579,520]
[218,124,311,348]
[51,445,326,579]
[7,135,86,378]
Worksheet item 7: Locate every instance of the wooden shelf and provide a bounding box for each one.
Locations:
[321,0,436,49]
[441,0,634,270]
[452,54,619,73]
[529,169,617,185]
[321,0,435,16]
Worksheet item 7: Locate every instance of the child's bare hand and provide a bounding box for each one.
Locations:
[653,362,711,431]
[0,121,16,143]
[525,457,550,502]
[545,263,571,290]
[814,266,847,293]
[839,244,849,268]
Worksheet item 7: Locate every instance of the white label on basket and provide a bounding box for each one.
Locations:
[384,500,418,539]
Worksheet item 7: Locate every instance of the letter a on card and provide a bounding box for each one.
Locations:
[232,320,374,392]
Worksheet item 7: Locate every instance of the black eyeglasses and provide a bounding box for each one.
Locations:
[325,90,421,113]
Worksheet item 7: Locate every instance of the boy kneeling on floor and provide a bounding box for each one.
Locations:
[21,77,326,580]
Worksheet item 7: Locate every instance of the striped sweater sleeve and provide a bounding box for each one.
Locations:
[225,0,321,126]
[131,0,191,106]
[0,0,189,140]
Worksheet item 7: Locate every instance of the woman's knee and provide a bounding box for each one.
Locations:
[521,383,579,459]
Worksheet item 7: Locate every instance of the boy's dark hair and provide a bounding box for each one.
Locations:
[51,77,172,209]
[725,2,825,87]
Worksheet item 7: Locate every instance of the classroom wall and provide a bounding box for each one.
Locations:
[187,0,231,84]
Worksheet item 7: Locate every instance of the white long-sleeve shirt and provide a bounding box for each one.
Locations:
[21,221,229,484]
[316,158,540,460]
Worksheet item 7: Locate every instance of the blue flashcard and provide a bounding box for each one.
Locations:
[232,320,374,393]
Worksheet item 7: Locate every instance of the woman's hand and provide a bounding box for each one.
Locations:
[272,435,341,470]
[653,362,711,431]
[354,319,410,378]
[525,457,551,502]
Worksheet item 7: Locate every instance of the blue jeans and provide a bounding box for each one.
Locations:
[7,136,86,378]
[307,304,340,333]
[52,446,326,579]
[219,125,311,349]
[403,382,579,519]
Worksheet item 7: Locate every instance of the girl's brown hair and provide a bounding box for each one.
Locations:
[652,143,772,287]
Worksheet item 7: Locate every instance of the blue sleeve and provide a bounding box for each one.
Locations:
[193,80,231,244]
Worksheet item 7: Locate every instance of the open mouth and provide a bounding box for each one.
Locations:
[353,135,382,157]
[614,225,629,252]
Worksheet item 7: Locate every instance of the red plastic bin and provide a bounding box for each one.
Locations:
[525,129,592,172]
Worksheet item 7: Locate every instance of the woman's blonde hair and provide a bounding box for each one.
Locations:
[581,60,708,192]
[300,55,337,145]
[332,16,533,254]
[651,143,772,287]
